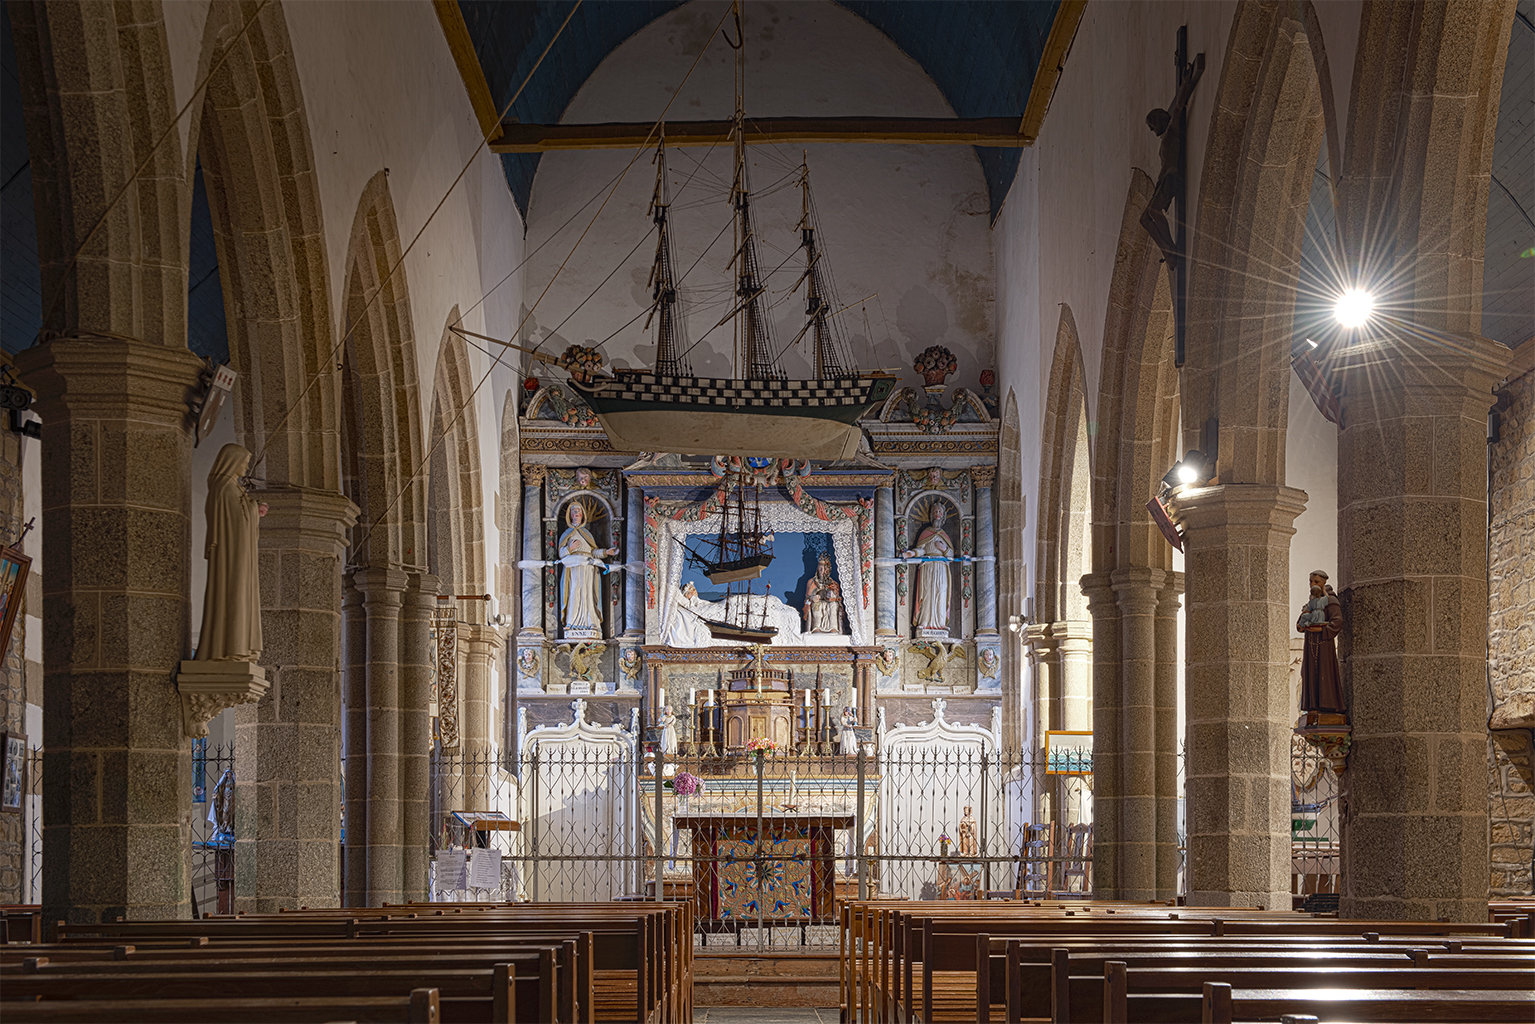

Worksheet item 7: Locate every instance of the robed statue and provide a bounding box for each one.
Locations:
[905,503,954,633]
[802,553,845,634]
[839,704,859,756]
[559,502,616,637]
[1297,569,1344,714]
[197,443,267,662]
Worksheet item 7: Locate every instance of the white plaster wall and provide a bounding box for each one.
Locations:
[522,0,994,391]
[1284,366,1338,616]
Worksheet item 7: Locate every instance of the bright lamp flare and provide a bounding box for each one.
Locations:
[1176,463,1200,485]
[1333,289,1375,328]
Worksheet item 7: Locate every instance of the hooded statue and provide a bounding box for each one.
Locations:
[196,443,264,662]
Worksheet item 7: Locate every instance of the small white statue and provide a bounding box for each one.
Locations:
[658,703,679,756]
[197,443,267,662]
[905,503,954,633]
[802,554,846,634]
[558,502,616,637]
[839,704,859,756]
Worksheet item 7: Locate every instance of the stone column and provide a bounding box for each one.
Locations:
[972,468,998,635]
[624,481,645,634]
[1154,572,1184,900]
[17,338,204,924]
[1174,484,1307,910]
[341,577,367,906]
[399,572,438,904]
[1338,331,1506,922]
[875,480,896,636]
[1080,571,1121,896]
[1111,566,1165,901]
[233,486,357,913]
[463,624,501,755]
[520,465,546,636]
[353,567,408,906]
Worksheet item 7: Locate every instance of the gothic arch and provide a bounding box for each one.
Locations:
[339,171,427,570]
[193,1,339,489]
[1185,0,1330,484]
[1036,306,1092,623]
[8,1,186,345]
[427,314,487,596]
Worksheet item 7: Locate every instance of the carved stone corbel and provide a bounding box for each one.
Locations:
[176,659,269,738]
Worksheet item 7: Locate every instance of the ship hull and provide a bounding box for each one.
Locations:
[570,373,895,460]
[705,553,774,585]
[703,618,779,644]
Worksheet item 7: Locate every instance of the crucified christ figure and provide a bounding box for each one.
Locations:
[1140,51,1205,273]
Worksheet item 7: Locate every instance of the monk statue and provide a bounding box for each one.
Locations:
[802,553,845,634]
[1140,51,1205,272]
[196,443,267,662]
[1297,569,1345,714]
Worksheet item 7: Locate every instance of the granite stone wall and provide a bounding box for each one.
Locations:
[1489,362,1534,897]
[0,428,24,902]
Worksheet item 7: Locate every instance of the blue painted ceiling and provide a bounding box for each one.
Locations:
[457,0,1062,219]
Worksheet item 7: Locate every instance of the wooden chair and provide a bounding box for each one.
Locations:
[1012,822,1055,898]
[1053,823,1092,897]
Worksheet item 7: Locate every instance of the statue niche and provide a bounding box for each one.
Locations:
[557,498,617,641]
[906,498,957,639]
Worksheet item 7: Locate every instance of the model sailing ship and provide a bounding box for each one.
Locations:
[563,5,895,462]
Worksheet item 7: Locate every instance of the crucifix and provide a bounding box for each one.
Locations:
[1140,27,1204,367]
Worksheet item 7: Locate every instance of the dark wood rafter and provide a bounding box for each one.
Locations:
[489,117,1034,153]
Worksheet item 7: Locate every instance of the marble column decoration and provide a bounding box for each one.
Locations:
[234,486,358,913]
[1338,332,1506,923]
[353,567,410,906]
[1174,484,1306,910]
[971,467,998,635]
[16,339,205,924]
[1111,566,1164,901]
[1079,571,1122,897]
[341,576,368,906]
[399,572,438,904]
[624,482,645,634]
[520,465,546,636]
[875,480,896,636]
[1154,572,1184,900]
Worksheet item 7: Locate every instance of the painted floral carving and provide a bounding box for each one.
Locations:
[913,345,958,386]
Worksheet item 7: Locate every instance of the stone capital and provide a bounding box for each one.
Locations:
[13,336,206,424]
[1341,329,1509,421]
[349,566,410,606]
[1109,565,1169,613]
[969,465,996,488]
[521,463,548,486]
[461,622,506,654]
[255,485,359,559]
[1079,570,1119,613]
[1171,483,1308,540]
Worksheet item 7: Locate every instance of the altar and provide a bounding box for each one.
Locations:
[674,812,853,928]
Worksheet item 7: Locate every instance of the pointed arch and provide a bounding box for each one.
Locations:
[339,171,426,569]
[194,0,338,489]
[1036,306,1092,623]
[1184,0,1330,484]
[427,314,487,595]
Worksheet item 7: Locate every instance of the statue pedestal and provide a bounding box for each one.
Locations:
[914,627,952,640]
[563,627,601,641]
[176,660,268,738]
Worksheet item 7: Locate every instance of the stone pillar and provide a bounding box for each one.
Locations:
[520,465,546,636]
[1024,620,1091,825]
[341,577,367,906]
[1154,572,1184,900]
[624,482,644,634]
[233,486,357,913]
[1174,484,1307,909]
[972,468,998,635]
[875,480,896,636]
[17,338,204,924]
[1338,331,1506,922]
[1080,571,1121,896]
[463,624,501,754]
[399,572,438,904]
[1111,566,1165,901]
[353,567,408,906]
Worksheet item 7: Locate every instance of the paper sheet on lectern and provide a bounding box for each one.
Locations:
[469,848,502,889]
[436,849,467,890]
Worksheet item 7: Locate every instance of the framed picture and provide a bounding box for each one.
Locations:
[0,544,31,663]
[1,731,25,813]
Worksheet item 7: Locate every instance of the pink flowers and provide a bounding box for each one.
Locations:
[745,737,778,755]
[671,771,705,796]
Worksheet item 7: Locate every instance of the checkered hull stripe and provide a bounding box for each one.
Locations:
[611,376,869,405]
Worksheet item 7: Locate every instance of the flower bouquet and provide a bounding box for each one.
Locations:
[557,343,605,382]
[667,771,705,796]
[938,831,952,859]
[744,736,778,759]
[913,345,958,387]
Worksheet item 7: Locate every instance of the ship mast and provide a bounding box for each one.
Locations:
[729,0,781,381]
[648,135,690,377]
[797,157,850,379]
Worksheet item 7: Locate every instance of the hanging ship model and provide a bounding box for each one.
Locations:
[559,16,896,462]
[683,475,780,643]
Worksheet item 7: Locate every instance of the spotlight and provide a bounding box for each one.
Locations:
[1161,450,1210,492]
[1333,289,1374,328]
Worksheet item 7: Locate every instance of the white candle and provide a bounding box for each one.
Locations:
[706,688,715,706]
[851,687,858,709]
[822,687,830,705]
[689,688,696,705]
[659,687,666,707]
[804,689,811,707]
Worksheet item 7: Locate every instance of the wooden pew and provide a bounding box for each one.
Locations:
[2,988,442,1023]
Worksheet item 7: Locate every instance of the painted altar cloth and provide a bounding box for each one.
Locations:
[718,823,812,919]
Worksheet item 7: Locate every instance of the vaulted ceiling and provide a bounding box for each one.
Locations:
[455,0,1063,219]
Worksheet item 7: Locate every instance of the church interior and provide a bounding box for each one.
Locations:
[0,0,1531,1019]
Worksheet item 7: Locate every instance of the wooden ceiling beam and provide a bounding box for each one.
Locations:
[488,116,1033,153]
